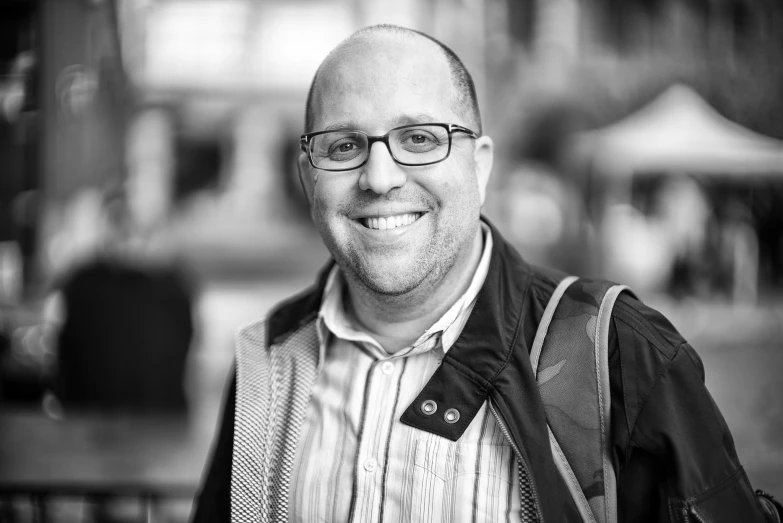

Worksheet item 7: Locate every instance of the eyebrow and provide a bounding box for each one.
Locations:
[323,122,359,132]
[322,113,441,133]
[394,113,439,126]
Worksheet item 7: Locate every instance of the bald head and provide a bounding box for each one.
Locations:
[304,25,482,135]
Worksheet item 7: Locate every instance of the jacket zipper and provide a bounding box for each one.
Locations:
[488,400,544,523]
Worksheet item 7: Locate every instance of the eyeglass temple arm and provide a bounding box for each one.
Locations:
[449,124,478,138]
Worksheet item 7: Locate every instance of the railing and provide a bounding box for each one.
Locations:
[0,409,211,523]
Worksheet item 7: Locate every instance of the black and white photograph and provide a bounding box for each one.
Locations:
[0,1,782,521]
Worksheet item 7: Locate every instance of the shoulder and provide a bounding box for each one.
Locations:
[528,263,567,300]
[606,289,692,405]
[535,273,691,399]
[235,268,328,355]
[607,291,702,443]
[612,292,687,363]
[523,267,684,351]
[522,266,689,363]
[236,318,270,349]
[523,263,569,318]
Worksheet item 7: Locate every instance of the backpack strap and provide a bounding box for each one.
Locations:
[531,277,635,523]
[529,276,579,373]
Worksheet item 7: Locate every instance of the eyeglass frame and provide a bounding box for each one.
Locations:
[299,123,479,172]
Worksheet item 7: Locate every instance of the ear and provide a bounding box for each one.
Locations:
[297,153,315,207]
[473,135,494,206]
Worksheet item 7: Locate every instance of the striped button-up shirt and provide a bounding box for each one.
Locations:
[289,226,522,522]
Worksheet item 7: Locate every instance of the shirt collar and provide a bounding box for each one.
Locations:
[267,217,542,392]
[317,223,494,364]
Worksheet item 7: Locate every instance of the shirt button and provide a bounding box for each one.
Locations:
[381,361,395,375]
[364,458,377,473]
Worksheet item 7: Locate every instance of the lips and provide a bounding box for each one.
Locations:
[359,212,423,230]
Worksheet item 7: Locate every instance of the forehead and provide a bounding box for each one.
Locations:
[311,34,458,132]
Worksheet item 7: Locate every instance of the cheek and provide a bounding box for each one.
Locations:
[311,176,351,222]
[310,175,331,221]
[427,161,480,211]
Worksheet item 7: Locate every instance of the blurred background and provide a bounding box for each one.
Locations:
[0,0,782,521]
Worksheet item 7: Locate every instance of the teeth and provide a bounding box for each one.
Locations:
[362,213,421,230]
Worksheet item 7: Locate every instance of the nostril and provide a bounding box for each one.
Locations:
[360,170,408,196]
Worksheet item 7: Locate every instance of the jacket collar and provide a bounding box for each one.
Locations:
[267,259,334,346]
[267,218,536,439]
[397,217,535,440]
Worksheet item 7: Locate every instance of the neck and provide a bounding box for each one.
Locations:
[345,226,485,353]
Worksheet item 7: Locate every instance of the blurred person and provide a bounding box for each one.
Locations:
[193,25,780,522]
[51,186,195,414]
[719,201,759,305]
[756,185,783,291]
[31,186,198,523]
[654,176,714,299]
[502,161,594,275]
[601,202,674,293]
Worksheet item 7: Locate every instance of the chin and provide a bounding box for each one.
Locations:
[359,272,421,296]
[351,255,431,297]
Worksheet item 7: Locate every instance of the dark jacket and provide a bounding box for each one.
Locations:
[57,258,194,413]
[193,219,770,522]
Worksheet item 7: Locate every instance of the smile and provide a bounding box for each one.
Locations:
[360,212,423,230]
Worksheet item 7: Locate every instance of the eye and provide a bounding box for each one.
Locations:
[403,131,436,145]
[324,137,364,162]
[397,127,443,153]
[328,139,358,156]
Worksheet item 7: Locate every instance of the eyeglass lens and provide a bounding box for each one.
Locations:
[309,125,451,170]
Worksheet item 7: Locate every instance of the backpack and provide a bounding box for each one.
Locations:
[531,276,631,523]
[534,277,783,523]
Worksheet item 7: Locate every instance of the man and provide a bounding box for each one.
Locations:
[193,25,777,522]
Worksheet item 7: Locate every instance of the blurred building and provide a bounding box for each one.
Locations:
[2,0,781,293]
[7,0,493,290]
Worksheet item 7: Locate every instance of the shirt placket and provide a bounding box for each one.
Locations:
[350,354,403,522]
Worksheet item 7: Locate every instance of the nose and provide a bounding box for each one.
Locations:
[358,141,407,195]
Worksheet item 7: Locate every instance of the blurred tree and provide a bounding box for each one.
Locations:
[490,0,783,140]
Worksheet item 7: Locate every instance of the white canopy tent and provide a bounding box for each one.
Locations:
[569,85,782,299]
[573,84,783,178]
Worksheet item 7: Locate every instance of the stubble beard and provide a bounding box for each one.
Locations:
[319,220,444,299]
[316,207,475,305]
[348,237,446,298]
[311,170,482,304]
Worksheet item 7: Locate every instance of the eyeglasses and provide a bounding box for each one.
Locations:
[299,123,478,172]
